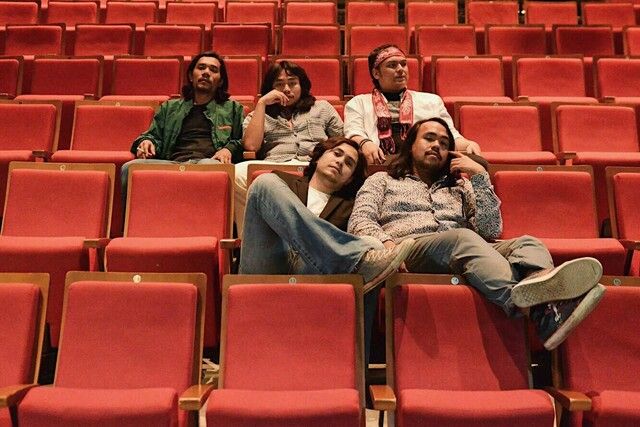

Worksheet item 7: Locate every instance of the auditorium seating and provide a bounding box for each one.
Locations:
[3,24,64,56]
[0,162,115,347]
[582,3,636,53]
[165,1,219,30]
[50,100,157,237]
[456,102,556,164]
[350,55,420,95]
[100,56,182,102]
[596,57,640,103]
[276,56,342,100]
[0,56,23,99]
[224,55,262,102]
[0,1,38,26]
[72,24,134,56]
[211,23,270,61]
[143,24,204,58]
[279,24,340,56]
[514,56,598,151]
[466,0,519,53]
[549,285,640,426]
[524,1,578,51]
[432,56,512,115]
[283,0,336,24]
[0,273,48,427]
[492,165,626,275]
[190,274,365,426]
[552,103,640,226]
[607,167,640,276]
[16,271,206,427]
[347,24,407,56]
[624,26,640,55]
[346,0,398,25]
[105,163,234,349]
[372,274,555,426]
[0,100,60,215]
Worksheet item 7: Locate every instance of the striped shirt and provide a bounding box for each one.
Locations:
[348,171,503,243]
[242,100,344,162]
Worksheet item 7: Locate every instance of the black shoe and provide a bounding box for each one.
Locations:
[530,284,606,350]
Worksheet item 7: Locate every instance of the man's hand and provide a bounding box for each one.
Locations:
[455,137,482,154]
[362,140,386,165]
[258,89,290,106]
[136,140,156,159]
[450,151,485,176]
[212,147,232,164]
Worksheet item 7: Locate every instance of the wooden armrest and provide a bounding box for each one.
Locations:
[516,96,530,102]
[600,96,616,103]
[83,238,111,249]
[620,239,640,251]
[0,384,38,407]
[170,93,181,99]
[369,384,396,411]
[83,93,96,99]
[220,238,241,250]
[243,151,257,160]
[544,387,591,411]
[179,384,214,411]
[32,150,51,161]
[0,92,13,99]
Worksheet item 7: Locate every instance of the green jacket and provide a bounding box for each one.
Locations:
[131,98,245,163]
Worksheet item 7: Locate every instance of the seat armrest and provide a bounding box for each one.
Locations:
[620,239,640,251]
[83,238,111,249]
[0,384,38,407]
[544,387,591,411]
[369,384,396,411]
[179,384,214,411]
[243,151,257,160]
[556,151,577,165]
[516,96,530,102]
[220,238,241,250]
[600,96,616,103]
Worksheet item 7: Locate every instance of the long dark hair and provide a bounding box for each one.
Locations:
[182,51,230,103]
[261,61,315,118]
[388,117,456,181]
[304,136,368,198]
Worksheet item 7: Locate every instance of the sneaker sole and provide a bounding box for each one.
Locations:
[543,284,606,350]
[511,257,603,308]
[363,238,415,293]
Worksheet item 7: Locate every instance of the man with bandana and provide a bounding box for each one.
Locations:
[344,44,482,165]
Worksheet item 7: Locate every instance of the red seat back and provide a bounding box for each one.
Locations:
[525,1,578,28]
[222,283,358,390]
[0,102,58,150]
[27,57,102,97]
[126,169,231,238]
[515,56,587,97]
[224,56,261,100]
[280,24,340,56]
[347,24,407,55]
[45,1,98,26]
[434,56,505,96]
[416,25,476,56]
[624,26,640,55]
[0,57,23,98]
[392,283,530,392]
[143,24,204,57]
[110,57,182,96]
[485,25,547,55]
[554,25,615,56]
[612,172,640,240]
[0,1,38,25]
[3,166,111,238]
[596,57,640,98]
[165,1,218,28]
[582,3,636,29]
[211,23,270,59]
[405,1,457,30]
[283,1,337,24]
[346,0,398,25]
[74,24,134,56]
[493,169,599,238]
[467,1,519,26]
[105,1,157,27]
[4,25,64,56]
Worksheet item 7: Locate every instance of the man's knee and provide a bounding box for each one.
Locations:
[515,234,546,249]
[248,173,284,198]
[448,228,487,245]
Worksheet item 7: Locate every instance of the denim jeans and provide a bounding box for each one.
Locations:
[405,229,554,316]
[239,173,380,275]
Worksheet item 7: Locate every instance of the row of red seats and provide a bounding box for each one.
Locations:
[3,271,640,426]
[3,21,640,57]
[3,0,639,28]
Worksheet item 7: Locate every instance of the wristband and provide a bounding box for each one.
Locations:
[358,138,372,149]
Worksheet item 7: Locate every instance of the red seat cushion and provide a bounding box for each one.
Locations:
[51,150,135,164]
[206,389,360,427]
[0,409,11,427]
[399,388,554,427]
[19,387,179,427]
[480,151,557,165]
[539,238,626,275]
[587,390,640,426]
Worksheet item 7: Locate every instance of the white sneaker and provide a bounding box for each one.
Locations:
[511,257,603,308]
[354,238,415,293]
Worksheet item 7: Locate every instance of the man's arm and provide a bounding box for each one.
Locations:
[243,90,289,152]
[344,97,386,165]
[347,173,394,243]
[131,102,168,158]
[323,101,345,137]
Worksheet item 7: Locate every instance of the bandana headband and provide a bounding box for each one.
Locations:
[372,47,406,70]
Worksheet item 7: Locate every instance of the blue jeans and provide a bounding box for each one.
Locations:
[239,173,380,275]
[239,173,382,363]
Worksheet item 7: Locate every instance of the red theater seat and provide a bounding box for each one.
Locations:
[0,163,114,347]
[456,102,556,164]
[105,164,234,349]
[433,56,512,116]
[624,26,640,56]
[101,56,182,102]
[283,1,337,24]
[211,23,270,61]
[607,167,640,276]
[4,24,64,56]
[143,24,204,57]
[466,1,519,53]
[51,101,157,237]
[550,285,640,426]
[350,55,420,95]
[0,56,23,99]
[346,0,398,25]
[193,275,364,426]
[492,166,626,275]
[275,56,342,101]
[347,24,407,56]
[165,1,218,30]
[553,103,640,226]
[0,273,48,427]
[514,56,598,151]
[16,272,206,427]
[376,275,555,427]
[224,55,261,103]
[279,24,340,56]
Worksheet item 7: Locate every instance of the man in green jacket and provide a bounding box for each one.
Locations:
[122,51,245,194]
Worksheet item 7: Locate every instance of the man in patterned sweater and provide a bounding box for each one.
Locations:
[348,117,605,350]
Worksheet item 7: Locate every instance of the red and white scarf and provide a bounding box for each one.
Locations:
[372,88,413,154]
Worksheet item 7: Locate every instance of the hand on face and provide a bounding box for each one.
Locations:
[259,89,291,106]
[449,151,485,176]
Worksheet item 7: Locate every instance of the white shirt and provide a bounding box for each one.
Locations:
[343,90,462,146]
[306,186,331,216]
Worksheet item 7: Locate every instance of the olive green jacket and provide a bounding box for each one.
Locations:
[131,98,245,163]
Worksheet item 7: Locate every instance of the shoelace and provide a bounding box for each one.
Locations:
[551,304,561,322]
